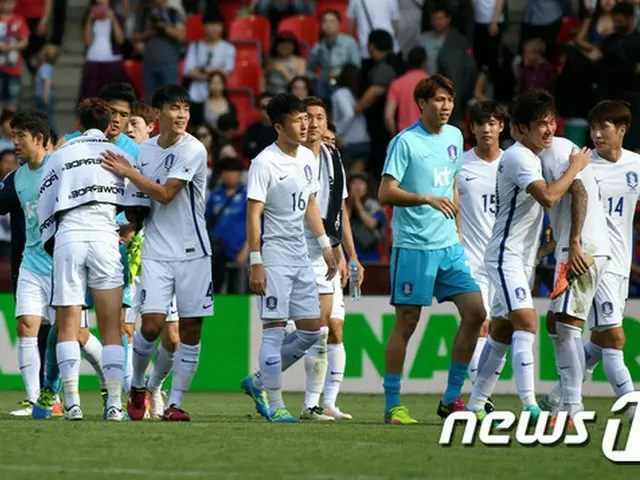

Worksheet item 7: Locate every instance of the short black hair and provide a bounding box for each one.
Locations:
[76,98,113,132]
[612,2,634,18]
[98,83,137,109]
[218,156,245,172]
[257,92,274,105]
[0,109,16,125]
[431,2,451,16]
[469,101,507,125]
[49,128,59,146]
[510,90,556,128]
[266,93,306,127]
[152,84,191,110]
[0,149,15,160]
[327,121,336,134]
[10,111,51,147]
[407,46,427,69]
[18,109,57,145]
[368,29,393,52]
[322,9,341,23]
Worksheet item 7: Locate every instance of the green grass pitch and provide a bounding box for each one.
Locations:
[0,391,633,480]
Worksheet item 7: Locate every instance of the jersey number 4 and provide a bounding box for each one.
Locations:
[292,192,306,212]
[607,196,624,216]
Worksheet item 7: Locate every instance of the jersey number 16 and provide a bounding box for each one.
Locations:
[292,192,306,212]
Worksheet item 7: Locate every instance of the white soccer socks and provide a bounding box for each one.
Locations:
[281,329,321,370]
[81,333,106,389]
[259,327,286,412]
[18,336,41,404]
[148,344,175,392]
[555,322,585,415]
[602,348,634,398]
[131,330,156,389]
[468,337,508,411]
[57,341,81,408]
[168,342,200,408]
[512,330,537,407]
[102,344,125,409]
[468,336,487,385]
[124,339,134,394]
[304,326,329,409]
[323,343,346,410]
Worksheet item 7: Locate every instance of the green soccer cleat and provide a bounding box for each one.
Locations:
[269,408,299,423]
[240,376,270,419]
[523,404,542,422]
[32,388,57,419]
[385,405,418,425]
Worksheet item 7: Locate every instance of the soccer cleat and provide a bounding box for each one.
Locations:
[104,406,124,421]
[64,405,83,421]
[466,407,488,420]
[300,406,335,421]
[9,400,34,417]
[100,389,108,409]
[52,400,63,417]
[269,408,299,423]
[32,388,57,419]
[523,404,542,422]
[240,376,270,419]
[385,405,418,424]
[127,387,147,421]
[550,414,574,429]
[162,404,191,422]
[538,394,561,412]
[485,397,495,414]
[148,388,165,419]
[550,262,570,300]
[437,397,466,420]
[324,406,353,420]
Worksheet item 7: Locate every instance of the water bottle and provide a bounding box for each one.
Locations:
[348,261,361,301]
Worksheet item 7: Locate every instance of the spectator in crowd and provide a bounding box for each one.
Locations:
[347,172,387,263]
[421,0,475,41]
[203,71,237,129]
[0,109,15,151]
[183,10,236,125]
[324,120,337,146]
[287,75,312,99]
[190,123,237,190]
[520,0,564,60]
[35,44,59,131]
[0,148,15,178]
[243,92,277,161]
[79,0,129,101]
[0,148,16,257]
[132,0,185,101]
[306,9,361,101]
[396,0,424,55]
[347,0,400,63]
[50,0,69,47]
[0,0,29,110]
[15,0,50,76]
[252,0,311,33]
[332,64,370,172]
[206,156,248,294]
[575,0,617,51]
[517,38,557,94]
[264,33,306,94]
[385,46,428,135]
[473,43,517,107]
[473,0,506,82]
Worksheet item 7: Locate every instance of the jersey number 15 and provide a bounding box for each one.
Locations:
[482,194,496,214]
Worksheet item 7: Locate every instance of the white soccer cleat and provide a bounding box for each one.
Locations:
[64,405,84,421]
[149,389,165,419]
[105,406,124,421]
[300,406,335,421]
[9,401,34,417]
[324,406,353,420]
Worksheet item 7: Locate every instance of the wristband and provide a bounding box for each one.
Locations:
[317,234,331,250]
[249,252,262,265]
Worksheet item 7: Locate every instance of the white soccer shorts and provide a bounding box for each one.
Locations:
[141,257,213,319]
[330,274,345,320]
[15,267,55,324]
[548,256,609,321]
[470,263,494,321]
[126,275,179,324]
[51,241,123,307]
[258,264,320,321]
[312,255,334,295]
[486,262,535,319]
[587,272,629,331]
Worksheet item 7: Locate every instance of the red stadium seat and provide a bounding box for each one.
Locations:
[185,14,206,43]
[123,60,144,99]
[228,89,261,134]
[278,15,319,51]
[556,16,582,45]
[229,15,271,56]
[315,0,349,33]
[220,1,243,31]
[233,41,262,66]
[227,61,263,98]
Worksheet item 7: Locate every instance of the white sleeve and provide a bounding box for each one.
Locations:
[390,0,400,20]
[507,157,543,191]
[168,144,205,182]
[341,164,348,200]
[247,160,270,203]
[346,0,356,19]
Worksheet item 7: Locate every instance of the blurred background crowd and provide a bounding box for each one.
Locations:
[2,0,640,296]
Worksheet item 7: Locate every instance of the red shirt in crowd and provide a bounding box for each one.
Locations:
[14,0,45,19]
[387,69,429,133]
[0,14,30,77]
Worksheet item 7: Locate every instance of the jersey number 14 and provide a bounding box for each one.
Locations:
[607,196,624,216]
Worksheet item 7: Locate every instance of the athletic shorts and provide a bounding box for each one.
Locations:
[330,274,345,320]
[258,264,320,321]
[587,272,628,331]
[126,275,178,324]
[548,256,609,321]
[51,241,123,307]
[141,257,213,319]
[312,255,334,295]
[470,262,494,321]
[486,261,535,319]
[15,267,55,324]
[84,243,132,309]
[390,244,479,307]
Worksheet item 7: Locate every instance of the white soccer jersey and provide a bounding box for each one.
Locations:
[540,137,610,262]
[590,149,640,276]
[247,143,320,267]
[485,142,544,268]
[304,144,348,259]
[140,133,210,262]
[458,148,502,271]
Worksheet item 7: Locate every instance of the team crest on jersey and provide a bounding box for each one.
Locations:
[514,287,527,301]
[304,164,313,184]
[140,289,146,304]
[601,301,614,317]
[401,282,413,296]
[626,171,638,190]
[266,296,278,310]
[164,153,176,172]
[447,145,457,162]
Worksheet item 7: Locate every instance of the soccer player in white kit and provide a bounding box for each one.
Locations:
[457,101,504,412]
[539,136,610,421]
[241,93,338,423]
[101,85,212,422]
[470,91,589,420]
[540,100,638,420]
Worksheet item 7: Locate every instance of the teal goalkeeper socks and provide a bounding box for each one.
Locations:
[443,361,468,404]
[44,327,61,393]
[383,373,401,413]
